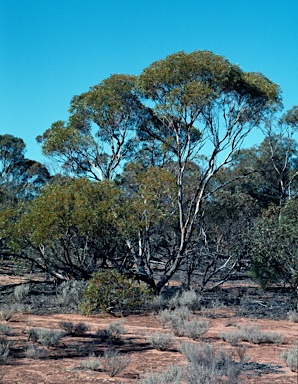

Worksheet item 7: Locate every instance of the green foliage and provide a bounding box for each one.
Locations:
[250,199,298,307]
[79,270,152,316]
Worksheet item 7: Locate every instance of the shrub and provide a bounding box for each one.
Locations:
[182,320,209,340]
[95,328,113,341]
[146,332,174,351]
[79,270,152,316]
[281,346,298,372]
[59,321,74,335]
[57,280,86,309]
[238,324,284,344]
[0,324,11,336]
[158,307,208,338]
[158,307,193,329]
[0,307,16,322]
[219,331,241,346]
[59,321,89,336]
[288,310,298,323]
[25,343,46,359]
[168,290,200,311]
[107,320,126,337]
[27,328,65,347]
[100,349,130,377]
[142,365,183,384]
[180,342,244,384]
[80,353,100,371]
[0,339,10,363]
[14,284,30,303]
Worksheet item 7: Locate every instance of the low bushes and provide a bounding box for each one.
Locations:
[219,324,285,345]
[79,270,152,316]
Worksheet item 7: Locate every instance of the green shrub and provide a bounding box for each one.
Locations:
[79,270,152,316]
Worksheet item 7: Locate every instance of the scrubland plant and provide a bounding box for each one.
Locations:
[27,327,65,347]
[0,324,11,336]
[146,332,174,351]
[80,353,100,371]
[158,307,193,328]
[182,320,209,340]
[0,307,16,322]
[169,290,201,311]
[281,344,298,372]
[107,320,126,337]
[79,270,152,316]
[25,343,46,359]
[158,307,209,338]
[57,280,86,309]
[141,365,183,384]
[238,324,284,344]
[100,349,130,377]
[59,321,89,336]
[219,324,285,345]
[288,310,298,323]
[0,339,10,363]
[180,342,244,384]
[14,284,30,303]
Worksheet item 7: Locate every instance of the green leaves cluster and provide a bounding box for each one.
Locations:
[79,270,152,316]
[250,200,298,302]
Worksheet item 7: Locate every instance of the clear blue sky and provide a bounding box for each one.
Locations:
[1,0,298,162]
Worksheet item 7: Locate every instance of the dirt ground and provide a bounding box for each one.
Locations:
[0,272,298,383]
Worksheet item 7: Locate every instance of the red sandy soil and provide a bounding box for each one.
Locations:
[0,308,297,384]
[0,272,297,383]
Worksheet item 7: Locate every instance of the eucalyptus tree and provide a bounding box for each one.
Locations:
[250,199,298,309]
[135,50,280,292]
[0,134,50,203]
[228,107,298,208]
[0,178,123,281]
[37,74,156,180]
[35,50,281,293]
